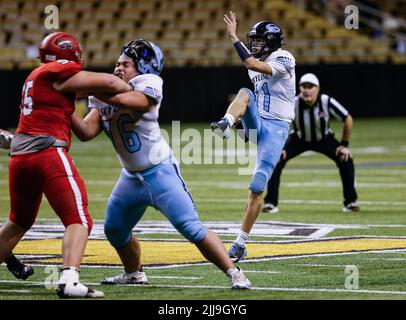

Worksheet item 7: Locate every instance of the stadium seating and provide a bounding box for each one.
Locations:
[0,0,405,69]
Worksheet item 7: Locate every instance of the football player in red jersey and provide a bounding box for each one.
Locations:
[0,32,131,298]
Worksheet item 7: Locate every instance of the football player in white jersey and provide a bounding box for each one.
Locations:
[211,12,296,262]
[71,39,251,289]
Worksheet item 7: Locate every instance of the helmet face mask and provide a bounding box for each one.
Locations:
[120,39,163,75]
[247,36,269,58]
[246,21,284,58]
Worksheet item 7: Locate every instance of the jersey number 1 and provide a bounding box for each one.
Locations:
[255,82,271,112]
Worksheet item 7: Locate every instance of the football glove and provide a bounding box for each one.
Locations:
[0,129,14,150]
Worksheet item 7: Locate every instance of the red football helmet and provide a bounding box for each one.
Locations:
[39,32,82,65]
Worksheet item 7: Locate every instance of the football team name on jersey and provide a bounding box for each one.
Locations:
[99,104,118,119]
[277,56,292,63]
[251,73,271,83]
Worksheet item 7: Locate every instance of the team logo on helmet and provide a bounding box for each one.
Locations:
[56,39,74,50]
[266,24,281,33]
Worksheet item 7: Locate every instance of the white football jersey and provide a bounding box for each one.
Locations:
[88,74,172,172]
[248,48,296,123]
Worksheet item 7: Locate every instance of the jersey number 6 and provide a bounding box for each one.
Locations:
[117,114,141,153]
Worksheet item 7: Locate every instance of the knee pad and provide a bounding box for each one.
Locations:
[104,222,132,249]
[240,88,255,104]
[175,218,207,243]
[249,170,268,193]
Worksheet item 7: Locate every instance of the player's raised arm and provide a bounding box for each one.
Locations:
[224,11,273,74]
[53,71,131,94]
[71,109,102,142]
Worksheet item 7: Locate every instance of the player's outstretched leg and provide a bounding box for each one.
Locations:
[211,89,250,139]
[4,253,34,280]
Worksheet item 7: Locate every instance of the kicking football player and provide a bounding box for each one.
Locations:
[71,39,251,290]
[0,32,132,298]
[211,12,296,262]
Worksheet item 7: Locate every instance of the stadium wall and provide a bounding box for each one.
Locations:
[1,64,405,128]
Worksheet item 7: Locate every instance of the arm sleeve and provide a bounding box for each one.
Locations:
[268,55,295,76]
[328,96,349,121]
[88,96,104,110]
[129,75,163,103]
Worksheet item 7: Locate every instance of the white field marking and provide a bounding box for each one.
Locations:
[237,248,406,264]
[146,284,406,295]
[1,276,405,296]
[352,146,388,154]
[12,222,406,241]
[65,167,406,176]
[3,166,404,174]
[278,199,406,207]
[0,289,31,293]
[2,179,406,189]
[0,279,102,287]
[267,220,406,229]
[148,276,201,280]
[243,235,406,244]
[2,195,402,208]
[5,194,406,208]
[290,264,351,268]
[280,169,406,175]
[148,180,406,189]
[237,270,283,274]
[367,258,406,261]
[3,219,406,232]
[284,181,406,188]
[7,248,406,271]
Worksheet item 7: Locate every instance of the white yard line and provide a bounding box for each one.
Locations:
[0,289,31,293]
[291,264,350,268]
[5,196,406,207]
[239,270,283,274]
[3,248,405,270]
[146,284,406,296]
[0,279,405,296]
[2,179,406,188]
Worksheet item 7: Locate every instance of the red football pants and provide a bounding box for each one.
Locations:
[8,147,93,232]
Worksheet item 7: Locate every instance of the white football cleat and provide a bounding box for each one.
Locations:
[228,267,251,290]
[101,270,148,285]
[56,282,104,299]
[210,118,232,139]
[262,203,279,214]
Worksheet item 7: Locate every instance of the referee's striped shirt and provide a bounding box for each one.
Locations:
[291,93,349,142]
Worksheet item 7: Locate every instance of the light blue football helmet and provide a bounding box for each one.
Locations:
[121,39,163,75]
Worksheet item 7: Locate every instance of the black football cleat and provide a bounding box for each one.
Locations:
[5,253,34,280]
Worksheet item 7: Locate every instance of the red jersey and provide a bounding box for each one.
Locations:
[16,60,81,150]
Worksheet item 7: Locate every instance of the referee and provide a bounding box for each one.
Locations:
[263,73,360,213]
